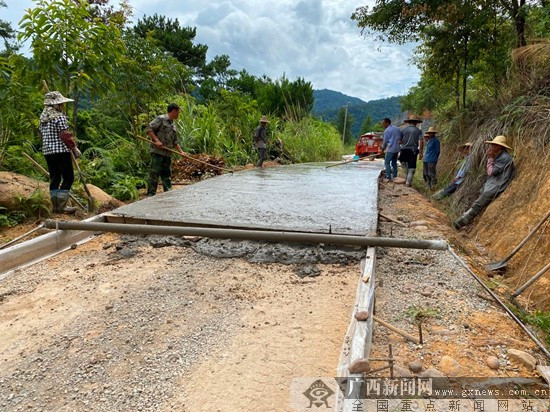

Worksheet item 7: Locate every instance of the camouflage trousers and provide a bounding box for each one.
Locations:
[147,153,172,196]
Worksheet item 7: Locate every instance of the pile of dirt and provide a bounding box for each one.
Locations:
[172,154,226,181]
[0,172,50,210]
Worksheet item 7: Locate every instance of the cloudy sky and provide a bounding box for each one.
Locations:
[3,0,420,102]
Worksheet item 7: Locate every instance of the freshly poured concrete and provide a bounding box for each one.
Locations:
[113,162,380,235]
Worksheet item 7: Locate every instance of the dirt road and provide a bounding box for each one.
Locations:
[0,233,361,411]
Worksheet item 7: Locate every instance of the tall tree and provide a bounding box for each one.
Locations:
[0,0,18,53]
[133,14,208,72]
[20,0,125,129]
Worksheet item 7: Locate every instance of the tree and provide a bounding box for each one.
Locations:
[0,0,18,53]
[19,0,125,129]
[334,106,355,144]
[133,14,208,72]
[359,115,375,134]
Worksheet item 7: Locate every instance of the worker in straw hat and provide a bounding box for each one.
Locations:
[39,91,82,214]
[433,142,472,200]
[253,115,269,167]
[453,135,515,229]
[421,126,440,190]
[398,114,423,186]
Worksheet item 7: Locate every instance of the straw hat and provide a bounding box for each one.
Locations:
[484,135,512,150]
[426,126,438,133]
[44,91,73,106]
[404,114,422,123]
[259,115,269,123]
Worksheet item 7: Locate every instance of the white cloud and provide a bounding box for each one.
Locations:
[4,0,420,102]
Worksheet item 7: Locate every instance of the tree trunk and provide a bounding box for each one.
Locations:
[455,67,461,110]
[462,35,469,109]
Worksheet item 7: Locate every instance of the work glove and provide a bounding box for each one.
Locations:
[72,147,82,159]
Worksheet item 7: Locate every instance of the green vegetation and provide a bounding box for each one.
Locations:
[0,0,346,221]
[509,304,550,347]
[405,304,440,322]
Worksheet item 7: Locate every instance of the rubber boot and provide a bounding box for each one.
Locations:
[406,168,415,187]
[401,164,409,179]
[452,208,475,230]
[432,189,445,201]
[56,190,77,214]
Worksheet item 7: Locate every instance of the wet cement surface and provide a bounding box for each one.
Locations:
[113,162,381,236]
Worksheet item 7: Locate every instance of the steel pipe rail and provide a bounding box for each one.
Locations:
[44,220,449,250]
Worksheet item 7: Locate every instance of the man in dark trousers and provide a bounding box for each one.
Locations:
[145,103,187,196]
[254,116,269,167]
[421,126,440,190]
[399,115,423,186]
[453,135,515,229]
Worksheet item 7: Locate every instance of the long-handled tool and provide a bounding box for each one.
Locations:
[22,152,87,212]
[71,152,95,213]
[325,153,378,169]
[0,224,46,250]
[512,262,550,298]
[486,210,550,271]
[134,134,233,174]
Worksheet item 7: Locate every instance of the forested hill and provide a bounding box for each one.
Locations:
[312,89,402,136]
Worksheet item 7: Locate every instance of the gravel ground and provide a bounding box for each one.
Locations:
[0,232,359,411]
[370,181,545,378]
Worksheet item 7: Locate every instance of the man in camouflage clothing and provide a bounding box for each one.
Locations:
[145,103,187,196]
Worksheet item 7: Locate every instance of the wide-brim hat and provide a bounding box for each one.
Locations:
[259,115,269,123]
[426,126,438,133]
[44,91,74,106]
[404,114,422,123]
[484,135,512,150]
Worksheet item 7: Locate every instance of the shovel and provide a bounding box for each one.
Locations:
[486,210,550,271]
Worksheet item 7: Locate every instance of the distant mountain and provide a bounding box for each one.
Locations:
[313,89,403,137]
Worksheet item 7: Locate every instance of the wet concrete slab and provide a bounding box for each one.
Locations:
[112,162,381,235]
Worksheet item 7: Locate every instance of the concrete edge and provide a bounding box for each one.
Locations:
[0,214,107,280]
[335,247,376,412]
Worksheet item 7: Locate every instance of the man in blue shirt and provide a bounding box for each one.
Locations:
[421,127,440,189]
[381,117,402,182]
[433,143,472,200]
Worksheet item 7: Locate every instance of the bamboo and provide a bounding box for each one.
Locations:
[373,315,421,344]
[134,134,233,174]
[325,154,377,169]
[0,224,45,250]
[71,152,95,213]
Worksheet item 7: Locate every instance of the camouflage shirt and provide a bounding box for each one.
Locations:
[145,114,180,157]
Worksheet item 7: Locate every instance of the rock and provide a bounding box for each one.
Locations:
[439,356,462,377]
[507,349,537,370]
[87,184,124,211]
[408,361,423,373]
[355,311,369,321]
[348,358,371,374]
[421,368,445,378]
[486,356,500,370]
[420,287,434,297]
[393,364,413,378]
[296,265,321,278]
[0,172,50,210]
